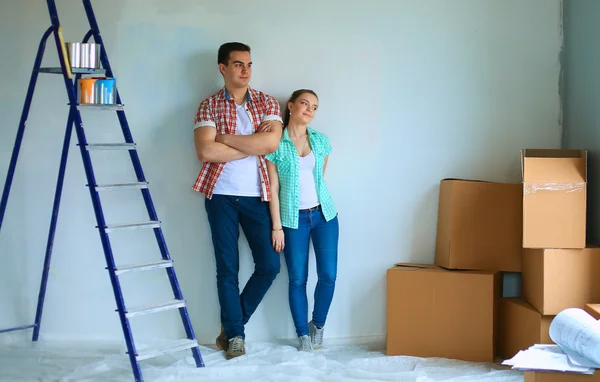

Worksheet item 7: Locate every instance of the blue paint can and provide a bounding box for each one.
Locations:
[95,78,117,104]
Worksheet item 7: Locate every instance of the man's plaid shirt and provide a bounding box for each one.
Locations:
[193,87,282,201]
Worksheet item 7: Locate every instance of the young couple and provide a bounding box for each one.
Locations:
[193,42,339,359]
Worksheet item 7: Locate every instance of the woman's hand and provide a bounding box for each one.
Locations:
[272,229,285,253]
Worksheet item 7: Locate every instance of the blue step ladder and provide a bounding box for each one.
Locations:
[0,1,205,381]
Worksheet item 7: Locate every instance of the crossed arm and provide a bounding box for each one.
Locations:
[194,120,282,163]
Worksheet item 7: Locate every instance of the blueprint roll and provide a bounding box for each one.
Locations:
[549,308,600,366]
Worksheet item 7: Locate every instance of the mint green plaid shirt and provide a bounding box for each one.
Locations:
[265,127,337,229]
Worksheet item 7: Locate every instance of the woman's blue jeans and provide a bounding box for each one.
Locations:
[283,208,339,337]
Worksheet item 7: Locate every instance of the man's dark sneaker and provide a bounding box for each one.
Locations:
[216,326,228,351]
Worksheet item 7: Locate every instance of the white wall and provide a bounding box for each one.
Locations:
[0,0,562,345]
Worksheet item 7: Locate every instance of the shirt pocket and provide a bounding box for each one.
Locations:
[276,158,293,175]
[311,141,326,158]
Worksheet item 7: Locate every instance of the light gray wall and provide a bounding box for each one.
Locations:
[0,0,562,344]
[562,0,600,245]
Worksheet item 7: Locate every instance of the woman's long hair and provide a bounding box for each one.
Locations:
[283,89,319,128]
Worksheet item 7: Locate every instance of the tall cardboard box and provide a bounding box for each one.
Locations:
[435,179,522,272]
[585,304,600,319]
[522,248,600,315]
[521,149,587,249]
[498,298,554,359]
[525,371,600,381]
[386,264,500,362]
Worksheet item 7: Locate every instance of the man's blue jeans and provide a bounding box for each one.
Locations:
[283,207,339,337]
[205,195,281,340]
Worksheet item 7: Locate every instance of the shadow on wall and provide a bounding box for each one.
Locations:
[144,51,293,343]
[407,160,524,298]
[586,151,600,246]
[145,51,222,342]
[409,186,439,265]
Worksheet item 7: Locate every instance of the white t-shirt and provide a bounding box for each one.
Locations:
[212,103,261,197]
[298,151,320,209]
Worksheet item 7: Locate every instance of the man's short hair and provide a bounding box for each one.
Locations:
[218,42,251,65]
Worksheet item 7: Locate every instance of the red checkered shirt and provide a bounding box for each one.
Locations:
[193,87,282,201]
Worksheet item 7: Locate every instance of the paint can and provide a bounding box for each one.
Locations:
[66,42,81,68]
[78,78,97,104]
[66,42,101,68]
[95,78,117,104]
[83,43,101,68]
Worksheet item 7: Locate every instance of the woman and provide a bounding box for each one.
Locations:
[265,89,339,352]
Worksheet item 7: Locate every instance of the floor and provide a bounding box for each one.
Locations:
[0,335,524,382]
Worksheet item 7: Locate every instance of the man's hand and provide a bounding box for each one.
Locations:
[215,120,278,143]
[194,127,248,163]
[212,120,282,156]
[258,120,279,133]
[215,133,226,144]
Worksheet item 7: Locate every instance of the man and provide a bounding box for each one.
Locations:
[193,42,283,360]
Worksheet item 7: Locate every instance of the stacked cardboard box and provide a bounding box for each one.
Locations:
[386,148,600,368]
[386,264,500,362]
[387,179,522,362]
[519,149,600,381]
[497,150,591,360]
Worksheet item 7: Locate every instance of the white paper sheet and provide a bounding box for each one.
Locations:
[502,345,593,374]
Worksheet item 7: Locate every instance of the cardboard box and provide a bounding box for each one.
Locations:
[521,149,587,249]
[522,248,600,315]
[435,179,522,272]
[525,371,600,381]
[585,304,600,320]
[386,264,500,362]
[498,298,554,359]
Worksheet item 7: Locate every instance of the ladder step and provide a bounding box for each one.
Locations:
[125,299,186,318]
[95,182,149,191]
[114,259,174,275]
[0,324,36,334]
[104,221,160,233]
[135,339,199,361]
[40,67,107,75]
[76,103,124,111]
[86,143,136,151]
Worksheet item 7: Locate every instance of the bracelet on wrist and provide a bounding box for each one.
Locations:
[272,227,283,231]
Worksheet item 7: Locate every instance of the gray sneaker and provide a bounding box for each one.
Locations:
[225,336,245,359]
[299,334,313,352]
[309,321,324,349]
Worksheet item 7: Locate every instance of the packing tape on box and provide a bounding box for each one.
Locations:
[523,182,585,194]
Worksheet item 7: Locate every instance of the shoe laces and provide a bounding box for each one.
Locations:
[299,335,313,352]
[311,322,324,345]
[229,336,244,353]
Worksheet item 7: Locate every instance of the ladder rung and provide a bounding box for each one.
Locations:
[0,324,36,334]
[104,221,160,233]
[114,260,173,275]
[86,143,136,151]
[135,339,198,361]
[76,103,124,111]
[125,299,186,318]
[95,182,149,191]
[40,67,107,75]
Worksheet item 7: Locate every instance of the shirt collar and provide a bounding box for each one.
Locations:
[282,127,314,142]
[220,87,253,103]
